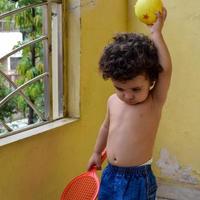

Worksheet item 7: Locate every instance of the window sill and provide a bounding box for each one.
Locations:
[0,118,78,147]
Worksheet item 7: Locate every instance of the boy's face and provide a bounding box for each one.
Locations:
[112,75,152,105]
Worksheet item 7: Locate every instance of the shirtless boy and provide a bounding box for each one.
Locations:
[88,8,171,200]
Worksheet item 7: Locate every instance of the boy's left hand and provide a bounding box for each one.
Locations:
[149,7,167,34]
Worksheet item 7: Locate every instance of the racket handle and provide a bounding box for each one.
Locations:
[101,148,107,164]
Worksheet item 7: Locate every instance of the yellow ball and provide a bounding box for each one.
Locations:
[135,0,163,25]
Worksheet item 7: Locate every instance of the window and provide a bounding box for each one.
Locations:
[0,0,66,138]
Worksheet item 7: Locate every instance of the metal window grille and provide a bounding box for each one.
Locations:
[0,0,63,138]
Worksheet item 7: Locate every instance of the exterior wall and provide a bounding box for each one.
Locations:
[1,0,200,199]
[129,0,200,185]
[0,0,128,199]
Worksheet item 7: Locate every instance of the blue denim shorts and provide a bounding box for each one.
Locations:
[98,163,157,200]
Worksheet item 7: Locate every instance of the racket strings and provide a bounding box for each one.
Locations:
[62,176,98,200]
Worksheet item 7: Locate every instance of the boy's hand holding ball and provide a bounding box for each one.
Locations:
[135,0,163,25]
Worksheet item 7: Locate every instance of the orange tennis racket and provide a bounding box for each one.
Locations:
[60,149,107,200]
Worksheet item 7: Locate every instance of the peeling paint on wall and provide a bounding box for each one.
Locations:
[156,148,200,184]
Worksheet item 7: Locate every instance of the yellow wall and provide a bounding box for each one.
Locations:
[1,0,200,199]
[0,0,128,199]
[129,0,200,184]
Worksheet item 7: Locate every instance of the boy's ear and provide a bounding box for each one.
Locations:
[149,81,156,90]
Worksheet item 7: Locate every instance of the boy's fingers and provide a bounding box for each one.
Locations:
[87,160,102,170]
[155,11,162,22]
[96,165,102,170]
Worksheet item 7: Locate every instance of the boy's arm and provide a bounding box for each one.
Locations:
[87,101,110,170]
[150,8,172,105]
[93,107,109,155]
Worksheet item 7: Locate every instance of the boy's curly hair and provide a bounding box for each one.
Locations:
[99,33,163,82]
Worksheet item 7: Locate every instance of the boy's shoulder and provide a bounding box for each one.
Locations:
[107,94,117,103]
[107,94,119,108]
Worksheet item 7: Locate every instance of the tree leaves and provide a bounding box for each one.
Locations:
[0,0,45,124]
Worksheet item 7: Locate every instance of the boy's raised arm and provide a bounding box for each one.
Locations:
[150,8,172,105]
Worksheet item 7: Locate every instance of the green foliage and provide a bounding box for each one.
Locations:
[17,95,27,111]
[0,75,17,121]
[0,1,15,14]
[18,0,45,6]
[0,0,46,124]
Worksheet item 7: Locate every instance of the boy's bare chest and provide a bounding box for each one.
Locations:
[109,97,161,131]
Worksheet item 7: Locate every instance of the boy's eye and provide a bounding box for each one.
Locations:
[115,86,124,91]
[132,88,141,92]
[117,88,124,91]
